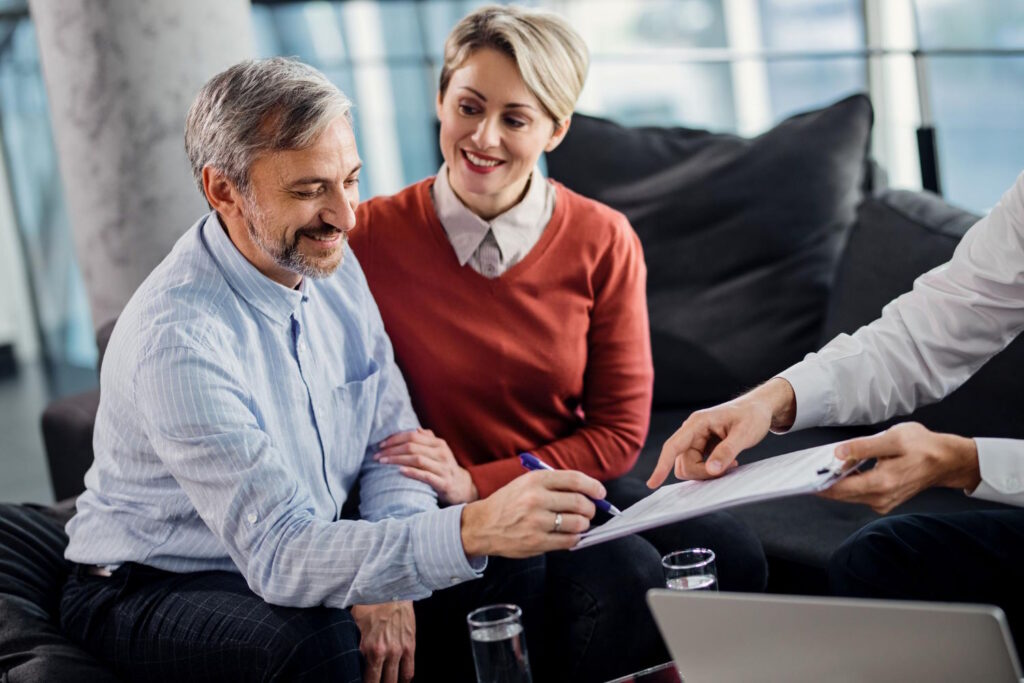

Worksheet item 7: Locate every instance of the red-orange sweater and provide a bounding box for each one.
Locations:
[351,178,653,498]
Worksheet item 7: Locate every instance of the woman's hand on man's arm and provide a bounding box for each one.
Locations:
[376,428,479,505]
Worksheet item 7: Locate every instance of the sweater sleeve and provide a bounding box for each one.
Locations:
[466,215,654,496]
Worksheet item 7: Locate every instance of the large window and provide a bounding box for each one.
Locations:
[249,0,874,194]
[916,0,1024,211]
[1,0,1022,376]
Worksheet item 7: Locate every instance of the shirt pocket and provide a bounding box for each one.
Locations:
[330,360,382,480]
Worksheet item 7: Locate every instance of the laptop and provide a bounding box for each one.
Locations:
[647,590,1022,683]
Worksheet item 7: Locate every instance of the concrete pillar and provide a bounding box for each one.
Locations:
[27,0,253,327]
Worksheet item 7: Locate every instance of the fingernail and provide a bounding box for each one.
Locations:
[379,457,391,464]
[707,460,722,474]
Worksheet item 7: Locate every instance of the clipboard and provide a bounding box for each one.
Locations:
[575,442,865,550]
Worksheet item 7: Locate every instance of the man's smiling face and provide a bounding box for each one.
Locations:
[233,115,362,288]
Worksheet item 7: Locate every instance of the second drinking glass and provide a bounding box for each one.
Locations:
[662,548,718,591]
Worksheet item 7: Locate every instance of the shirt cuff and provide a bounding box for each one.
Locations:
[411,504,486,592]
[775,358,834,433]
[968,438,1024,507]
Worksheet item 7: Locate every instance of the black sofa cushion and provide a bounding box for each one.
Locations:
[0,504,116,682]
[823,189,1024,439]
[822,189,978,340]
[547,94,873,408]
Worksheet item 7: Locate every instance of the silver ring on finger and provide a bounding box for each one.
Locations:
[552,512,563,533]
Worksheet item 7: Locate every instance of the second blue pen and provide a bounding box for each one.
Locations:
[518,452,623,516]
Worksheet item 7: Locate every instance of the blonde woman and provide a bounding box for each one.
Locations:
[352,5,767,680]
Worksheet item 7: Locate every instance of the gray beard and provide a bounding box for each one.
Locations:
[243,204,345,280]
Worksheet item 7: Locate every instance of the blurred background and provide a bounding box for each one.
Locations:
[1,0,1022,503]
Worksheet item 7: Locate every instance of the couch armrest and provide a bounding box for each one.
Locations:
[40,391,99,501]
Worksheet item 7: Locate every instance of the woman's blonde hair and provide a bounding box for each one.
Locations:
[439,4,589,125]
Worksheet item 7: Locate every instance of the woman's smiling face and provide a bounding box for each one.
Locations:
[436,47,568,220]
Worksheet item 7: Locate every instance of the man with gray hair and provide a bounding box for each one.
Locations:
[60,57,607,682]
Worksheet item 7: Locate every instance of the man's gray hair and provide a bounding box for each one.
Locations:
[185,57,352,196]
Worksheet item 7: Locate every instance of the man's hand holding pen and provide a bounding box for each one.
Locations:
[459,470,606,557]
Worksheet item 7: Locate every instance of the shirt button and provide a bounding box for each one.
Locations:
[247,513,258,524]
[450,577,460,585]
[298,341,307,352]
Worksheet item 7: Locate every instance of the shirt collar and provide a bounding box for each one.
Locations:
[202,212,306,325]
[433,163,550,266]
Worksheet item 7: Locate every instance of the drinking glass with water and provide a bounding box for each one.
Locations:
[662,548,718,591]
[467,604,532,683]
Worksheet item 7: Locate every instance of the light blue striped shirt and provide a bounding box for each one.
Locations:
[66,213,484,608]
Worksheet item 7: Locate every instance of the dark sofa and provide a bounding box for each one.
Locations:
[2,94,1020,680]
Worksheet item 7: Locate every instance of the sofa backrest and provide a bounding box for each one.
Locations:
[547,95,874,409]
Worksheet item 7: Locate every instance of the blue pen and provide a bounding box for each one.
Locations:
[518,452,622,516]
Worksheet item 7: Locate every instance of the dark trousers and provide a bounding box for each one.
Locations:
[59,549,665,683]
[61,563,364,682]
[828,509,1024,656]
[61,483,767,682]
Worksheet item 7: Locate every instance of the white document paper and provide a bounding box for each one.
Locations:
[576,442,853,550]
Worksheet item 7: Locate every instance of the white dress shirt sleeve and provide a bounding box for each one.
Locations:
[777,172,1024,508]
